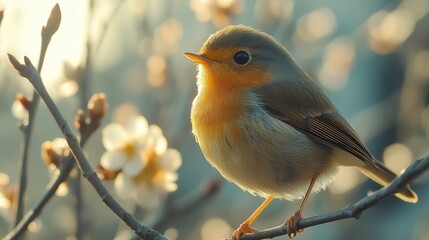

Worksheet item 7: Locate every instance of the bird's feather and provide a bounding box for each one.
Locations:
[253,73,375,167]
[253,72,417,202]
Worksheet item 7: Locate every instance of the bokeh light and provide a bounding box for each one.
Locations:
[329,166,364,195]
[294,8,337,43]
[112,103,140,125]
[254,0,294,22]
[152,18,183,56]
[189,0,243,28]
[318,37,355,91]
[383,143,413,174]
[147,55,167,87]
[0,173,10,187]
[201,218,233,240]
[58,80,79,97]
[367,9,415,54]
[27,220,42,233]
[164,228,179,240]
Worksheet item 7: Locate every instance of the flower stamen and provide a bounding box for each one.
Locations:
[134,149,163,188]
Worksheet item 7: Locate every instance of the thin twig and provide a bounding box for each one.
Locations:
[5,116,98,240]
[236,154,429,240]
[7,153,74,240]
[13,4,61,227]
[7,54,166,240]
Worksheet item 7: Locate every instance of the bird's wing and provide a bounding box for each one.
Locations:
[252,75,376,166]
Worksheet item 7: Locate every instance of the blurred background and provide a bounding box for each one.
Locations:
[0,0,428,239]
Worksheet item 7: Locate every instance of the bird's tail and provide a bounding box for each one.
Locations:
[358,160,418,203]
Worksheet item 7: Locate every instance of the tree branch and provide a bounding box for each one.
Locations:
[7,157,74,239]
[5,110,100,239]
[13,3,61,226]
[7,54,167,240]
[236,153,429,240]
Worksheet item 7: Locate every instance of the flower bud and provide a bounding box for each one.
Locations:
[88,93,108,121]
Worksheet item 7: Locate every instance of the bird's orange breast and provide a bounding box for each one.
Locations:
[191,87,245,147]
[190,65,254,157]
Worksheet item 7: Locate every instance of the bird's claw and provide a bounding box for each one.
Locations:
[231,222,258,240]
[284,211,304,238]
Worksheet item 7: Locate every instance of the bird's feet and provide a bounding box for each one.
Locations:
[231,221,258,240]
[284,211,304,238]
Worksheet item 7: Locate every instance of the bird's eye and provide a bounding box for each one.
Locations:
[233,51,251,65]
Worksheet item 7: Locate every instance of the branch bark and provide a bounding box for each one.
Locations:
[13,3,61,226]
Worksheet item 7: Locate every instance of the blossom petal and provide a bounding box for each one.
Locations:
[157,149,182,171]
[165,172,178,182]
[144,126,159,149]
[152,172,177,192]
[122,156,144,177]
[154,136,168,155]
[114,173,135,199]
[164,182,178,192]
[148,124,163,137]
[145,125,167,154]
[52,138,69,155]
[102,123,130,151]
[12,100,29,121]
[126,116,148,139]
[52,138,68,149]
[100,151,126,171]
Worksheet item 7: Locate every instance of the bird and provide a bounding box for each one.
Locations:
[184,25,418,239]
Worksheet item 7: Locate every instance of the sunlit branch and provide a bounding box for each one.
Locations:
[7,54,167,240]
[13,4,61,226]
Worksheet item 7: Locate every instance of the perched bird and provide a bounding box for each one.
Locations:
[185,25,418,239]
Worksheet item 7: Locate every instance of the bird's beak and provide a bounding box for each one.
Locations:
[184,52,214,64]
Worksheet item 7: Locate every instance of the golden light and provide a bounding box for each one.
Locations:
[0,172,10,186]
[0,195,11,209]
[129,0,147,15]
[189,0,242,28]
[368,9,415,54]
[153,18,183,56]
[329,166,364,195]
[28,220,43,233]
[58,80,79,97]
[201,218,233,240]
[55,182,69,197]
[318,37,355,91]
[147,55,166,74]
[266,0,293,20]
[147,55,167,87]
[0,1,87,98]
[383,143,413,174]
[112,103,140,125]
[164,228,179,240]
[217,0,236,9]
[294,8,337,42]
[190,0,213,22]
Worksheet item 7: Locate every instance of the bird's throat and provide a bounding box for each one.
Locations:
[191,89,246,127]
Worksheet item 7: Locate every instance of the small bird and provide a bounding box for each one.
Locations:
[185,25,418,239]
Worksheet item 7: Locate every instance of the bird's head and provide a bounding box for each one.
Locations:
[185,25,295,93]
